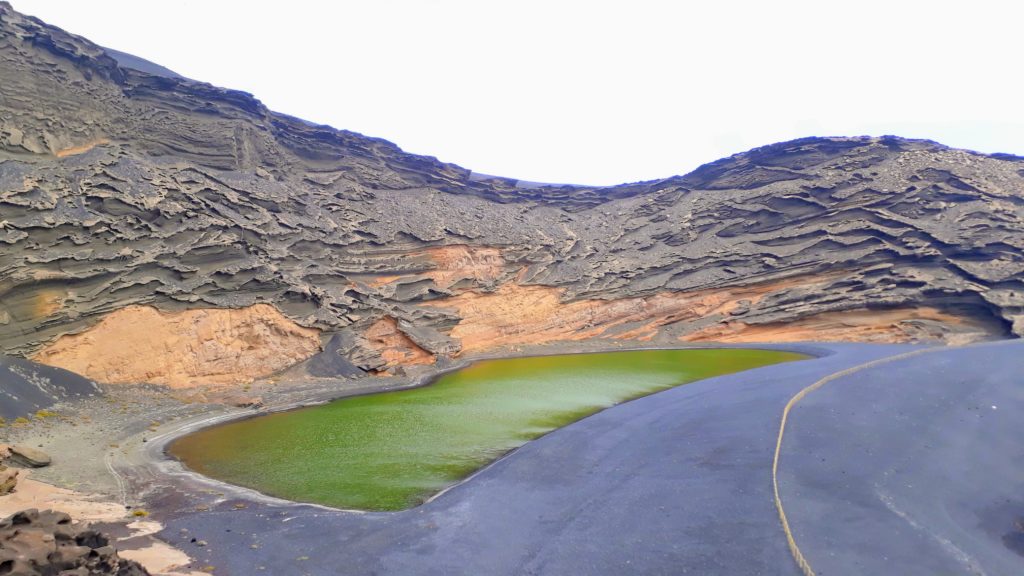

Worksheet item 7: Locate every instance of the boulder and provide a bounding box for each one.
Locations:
[9,445,51,468]
[222,394,264,409]
[0,508,151,575]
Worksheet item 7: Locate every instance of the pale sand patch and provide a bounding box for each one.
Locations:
[120,541,200,576]
[0,470,125,522]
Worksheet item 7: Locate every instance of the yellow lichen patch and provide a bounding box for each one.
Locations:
[32,304,321,388]
[31,289,64,319]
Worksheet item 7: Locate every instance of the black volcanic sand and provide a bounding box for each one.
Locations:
[143,342,1021,575]
[0,355,102,420]
[779,340,1024,574]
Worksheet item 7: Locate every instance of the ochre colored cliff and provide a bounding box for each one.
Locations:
[430,275,828,351]
[31,304,321,387]
[363,317,435,371]
[680,307,992,345]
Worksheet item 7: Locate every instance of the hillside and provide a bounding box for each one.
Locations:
[1,1,1022,388]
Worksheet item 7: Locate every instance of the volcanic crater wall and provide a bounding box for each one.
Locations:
[1,2,1022,386]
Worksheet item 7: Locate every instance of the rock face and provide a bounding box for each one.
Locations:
[0,509,150,575]
[0,2,1021,384]
[31,304,321,388]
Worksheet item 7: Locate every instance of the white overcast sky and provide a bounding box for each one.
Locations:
[11,0,1024,185]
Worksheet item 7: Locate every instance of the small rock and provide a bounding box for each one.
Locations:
[0,465,18,495]
[9,445,51,467]
[729,299,752,316]
[231,395,264,409]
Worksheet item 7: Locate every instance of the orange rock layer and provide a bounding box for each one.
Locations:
[31,304,321,388]
[680,307,986,345]
[26,272,987,387]
[428,275,836,354]
[421,245,505,287]
[367,245,506,289]
[363,317,435,371]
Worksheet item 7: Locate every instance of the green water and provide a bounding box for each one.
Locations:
[169,348,805,511]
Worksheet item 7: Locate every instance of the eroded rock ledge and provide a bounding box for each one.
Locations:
[0,2,1021,385]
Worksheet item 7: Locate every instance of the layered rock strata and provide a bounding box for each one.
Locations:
[0,2,1021,385]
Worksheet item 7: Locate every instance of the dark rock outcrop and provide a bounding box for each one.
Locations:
[0,2,1021,383]
[0,509,150,575]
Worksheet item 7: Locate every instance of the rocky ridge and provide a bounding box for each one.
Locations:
[0,2,1022,386]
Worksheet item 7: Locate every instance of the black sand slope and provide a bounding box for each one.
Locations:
[0,355,101,420]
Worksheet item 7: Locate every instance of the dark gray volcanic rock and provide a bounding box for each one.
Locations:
[0,509,150,575]
[0,2,1021,378]
[0,355,101,420]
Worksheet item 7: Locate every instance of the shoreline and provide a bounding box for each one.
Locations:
[153,341,839,511]
[157,343,828,513]
[0,339,863,573]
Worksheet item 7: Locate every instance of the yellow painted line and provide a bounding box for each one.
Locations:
[771,347,943,576]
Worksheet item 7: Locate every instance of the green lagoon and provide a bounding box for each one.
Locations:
[169,348,805,511]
